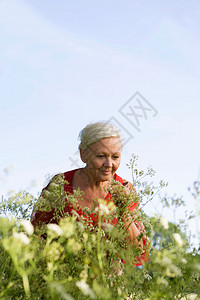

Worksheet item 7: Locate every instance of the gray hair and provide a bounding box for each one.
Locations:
[78,122,122,151]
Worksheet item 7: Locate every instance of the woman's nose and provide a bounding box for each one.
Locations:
[104,157,112,167]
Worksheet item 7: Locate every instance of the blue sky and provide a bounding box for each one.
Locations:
[0,0,200,245]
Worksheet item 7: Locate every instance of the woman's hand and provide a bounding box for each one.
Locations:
[109,180,131,209]
[109,180,146,249]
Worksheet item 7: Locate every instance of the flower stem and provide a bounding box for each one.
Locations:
[97,217,106,286]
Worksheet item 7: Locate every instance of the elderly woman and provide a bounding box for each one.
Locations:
[31,122,149,266]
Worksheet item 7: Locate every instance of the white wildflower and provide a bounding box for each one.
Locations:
[13,232,30,245]
[160,217,169,230]
[47,223,63,236]
[173,233,183,246]
[83,233,88,241]
[71,209,80,219]
[157,277,168,286]
[107,201,116,213]
[102,223,114,233]
[166,264,182,277]
[43,190,51,197]
[99,203,109,215]
[47,262,53,272]
[60,219,75,237]
[76,281,96,299]
[80,269,88,282]
[67,238,82,254]
[126,293,135,300]
[117,287,122,295]
[21,220,34,235]
[180,293,199,300]
[49,182,59,190]
[144,273,152,281]
[161,256,172,267]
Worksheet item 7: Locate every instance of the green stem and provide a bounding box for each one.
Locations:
[22,274,30,295]
[97,217,106,286]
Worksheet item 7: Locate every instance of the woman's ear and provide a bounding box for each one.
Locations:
[80,149,88,163]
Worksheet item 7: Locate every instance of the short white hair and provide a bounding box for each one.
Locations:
[78,122,122,151]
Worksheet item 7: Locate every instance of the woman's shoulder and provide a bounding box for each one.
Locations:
[63,169,79,179]
[43,173,65,190]
[44,169,79,188]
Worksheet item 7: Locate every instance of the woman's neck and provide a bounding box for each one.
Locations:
[74,168,110,192]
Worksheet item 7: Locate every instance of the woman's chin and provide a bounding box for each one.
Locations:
[98,172,113,181]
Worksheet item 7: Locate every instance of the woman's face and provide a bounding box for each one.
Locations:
[81,136,122,182]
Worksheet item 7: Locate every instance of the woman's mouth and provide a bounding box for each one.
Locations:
[101,170,111,175]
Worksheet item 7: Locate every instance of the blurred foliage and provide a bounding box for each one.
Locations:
[0,155,199,299]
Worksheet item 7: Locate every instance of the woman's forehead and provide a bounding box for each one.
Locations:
[90,137,122,152]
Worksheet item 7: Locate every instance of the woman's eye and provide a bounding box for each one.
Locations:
[97,155,104,158]
[113,156,119,159]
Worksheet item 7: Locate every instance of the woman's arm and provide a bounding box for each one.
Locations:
[111,179,150,262]
[123,214,143,247]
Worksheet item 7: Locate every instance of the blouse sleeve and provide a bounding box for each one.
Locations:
[31,174,65,227]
